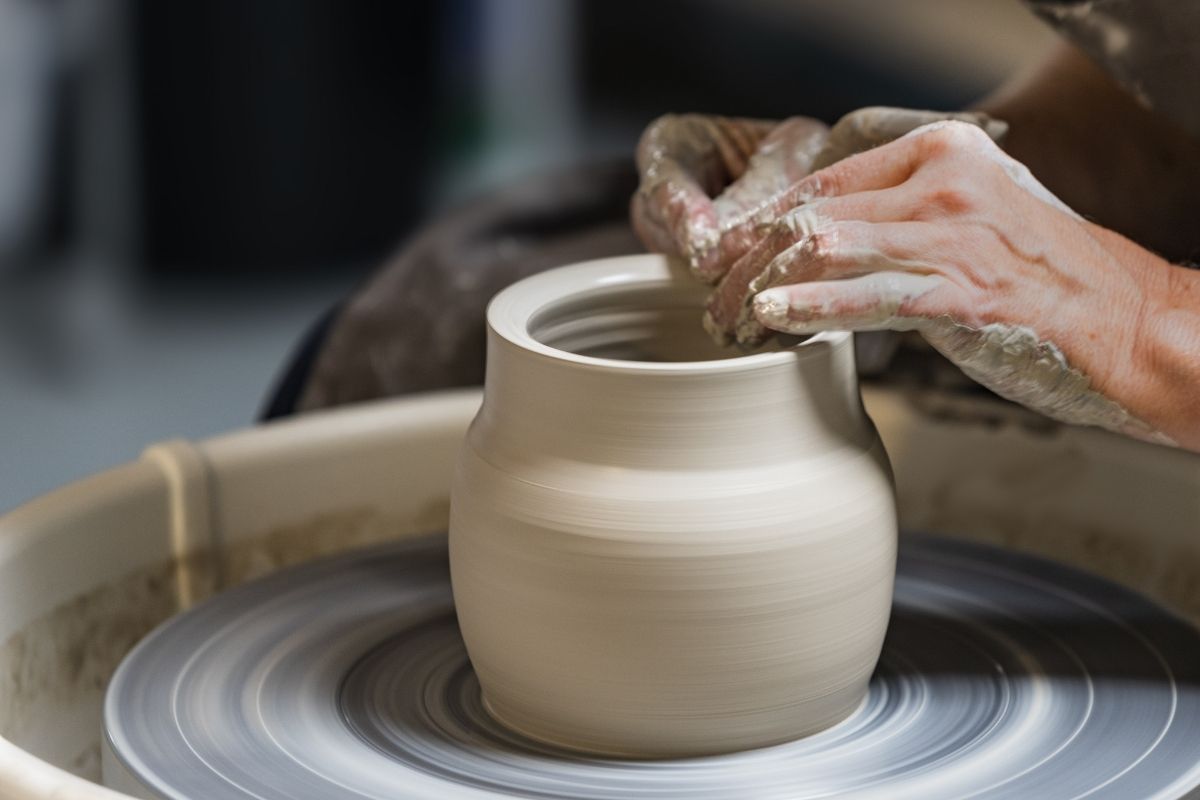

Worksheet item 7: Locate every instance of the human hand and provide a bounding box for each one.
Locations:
[632,114,829,282]
[632,108,1006,288]
[721,120,1193,446]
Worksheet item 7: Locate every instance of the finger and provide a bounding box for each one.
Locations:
[693,187,807,283]
[691,120,829,282]
[798,183,938,225]
[752,272,951,334]
[635,115,774,193]
[692,115,1007,284]
[633,115,775,271]
[703,205,832,341]
[706,140,923,257]
[786,119,1009,206]
[715,117,829,222]
[728,231,887,346]
[733,220,900,344]
[698,111,1006,279]
[713,219,945,344]
[732,177,963,247]
[704,230,799,345]
[634,175,721,270]
[811,107,1008,171]
[630,191,683,256]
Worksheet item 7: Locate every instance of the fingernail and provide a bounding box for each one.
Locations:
[754,289,789,319]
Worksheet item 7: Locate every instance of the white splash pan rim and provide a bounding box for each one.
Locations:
[486,254,846,375]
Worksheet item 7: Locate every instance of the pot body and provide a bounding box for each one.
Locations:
[448,255,897,757]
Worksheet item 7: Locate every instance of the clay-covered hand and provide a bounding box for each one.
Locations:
[725,120,1198,448]
[632,114,828,282]
[632,108,1006,285]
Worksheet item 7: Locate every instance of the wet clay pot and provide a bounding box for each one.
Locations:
[448,254,897,757]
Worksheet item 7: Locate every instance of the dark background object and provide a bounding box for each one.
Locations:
[128,0,991,277]
[134,0,440,273]
[577,1,969,125]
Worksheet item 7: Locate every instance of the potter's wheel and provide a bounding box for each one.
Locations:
[104,533,1200,800]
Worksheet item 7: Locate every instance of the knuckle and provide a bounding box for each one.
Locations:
[939,119,991,146]
[771,213,798,237]
[764,226,839,283]
[767,257,792,283]
[917,185,975,219]
[775,204,826,239]
[916,120,990,158]
[802,168,838,200]
[805,229,839,260]
[904,289,954,322]
[636,113,706,160]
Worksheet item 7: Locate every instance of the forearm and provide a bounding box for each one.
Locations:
[978,44,1200,262]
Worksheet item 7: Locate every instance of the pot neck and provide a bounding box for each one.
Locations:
[473,332,875,468]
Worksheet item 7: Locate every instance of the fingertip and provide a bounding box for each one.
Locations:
[701,309,734,347]
[752,287,794,326]
[753,286,789,311]
[733,306,771,346]
[687,247,725,284]
[752,287,824,336]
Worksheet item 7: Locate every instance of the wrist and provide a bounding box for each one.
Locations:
[1126,258,1200,448]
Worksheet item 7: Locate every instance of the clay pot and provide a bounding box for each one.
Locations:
[448,254,897,757]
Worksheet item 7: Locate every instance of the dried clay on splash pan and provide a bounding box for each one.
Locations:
[448,254,899,758]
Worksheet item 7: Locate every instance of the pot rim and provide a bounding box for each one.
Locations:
[486,254,849,374]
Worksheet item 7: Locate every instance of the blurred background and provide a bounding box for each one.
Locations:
[0,0,1056,512]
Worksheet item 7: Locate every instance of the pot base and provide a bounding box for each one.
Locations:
[479,682,869,759]
[105,532,1200,799]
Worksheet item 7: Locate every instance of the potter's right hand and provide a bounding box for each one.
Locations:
[632,109,1007,286]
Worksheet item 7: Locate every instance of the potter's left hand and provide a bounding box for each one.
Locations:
[708,121,1200,449]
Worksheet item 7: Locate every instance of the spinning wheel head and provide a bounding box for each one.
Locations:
[104,534,1200,800]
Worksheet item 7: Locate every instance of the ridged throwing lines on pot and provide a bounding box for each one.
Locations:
[450,255,897,755]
